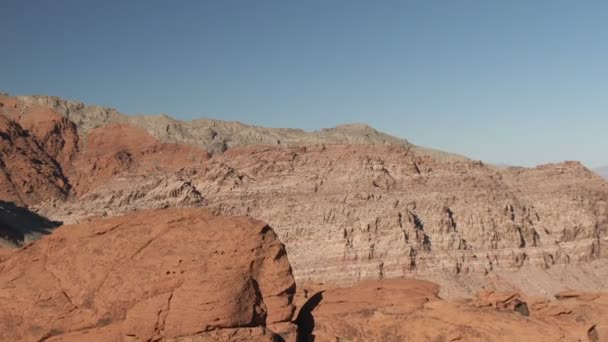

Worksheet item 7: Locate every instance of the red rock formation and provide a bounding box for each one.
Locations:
[0,95,210,204]
[3,206,608,341]
[70,123,209,194]
[4,93,608,301]
[0,95,80,174]
[296,279,608,341]
[0,208,296,341]
[0,114,70,206]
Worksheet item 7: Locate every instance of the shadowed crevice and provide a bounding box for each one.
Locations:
[295,291,324,342]
[0,200,61,246]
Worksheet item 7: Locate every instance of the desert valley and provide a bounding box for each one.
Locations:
[1,94,608,341]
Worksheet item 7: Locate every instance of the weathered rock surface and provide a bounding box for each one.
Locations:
[0,96,80,177]
[0,114,70,206]
[4,93,608,299]
[0,208,296,341]
[34,175,206,224]
[1,95,210,202]
[3,205,608,342]
[33,143,608,298]
[296,279,608,341]
[186,145,608,298]
[68,122,209,195]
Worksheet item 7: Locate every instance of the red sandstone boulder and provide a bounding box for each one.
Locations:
[0,208,295,341]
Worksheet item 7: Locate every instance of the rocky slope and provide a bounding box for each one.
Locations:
[3,93,608,300]
[0,114,70,206]
[2,207,608,341]
[34,143,608,298]
[0,95,210,203]
[194,147,608,298]
[0,208,296,341]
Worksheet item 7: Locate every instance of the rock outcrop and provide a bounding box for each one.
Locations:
[33,143,608,298]
[4,93,608,299]
[0,95,210,202]
[0,114,70,206]
[295,279,608,341]
[0,208,296,341]
[3,206,608,341]
[34,175,206,224]
[68,122,209,195]
[188,145,608,297]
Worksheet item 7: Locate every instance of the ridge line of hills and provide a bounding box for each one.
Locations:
[10,93,469,161]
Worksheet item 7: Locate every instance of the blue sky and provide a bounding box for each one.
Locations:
[2,1,607,167]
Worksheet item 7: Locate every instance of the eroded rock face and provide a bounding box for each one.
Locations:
[0,114,70,206]
[68,123,209,195]
[4,93,608,299]
[0,208,296,341]
[184,145,608,297]
[34,175,206,224]
[0,95,80,176]
[295,279,608,341]
[33,143,608,298]
[0,95,210,205]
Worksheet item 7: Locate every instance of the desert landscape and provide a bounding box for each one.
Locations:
[2,94,608,341]
[3,1,608,340]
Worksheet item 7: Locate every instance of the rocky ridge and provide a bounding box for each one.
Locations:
[3,93,608,300]
[11,94,467,160]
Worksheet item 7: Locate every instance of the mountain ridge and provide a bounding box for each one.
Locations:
[6,93,468,161]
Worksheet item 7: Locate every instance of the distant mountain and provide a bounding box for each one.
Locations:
[595,166,608,178]
[9,94,468,161]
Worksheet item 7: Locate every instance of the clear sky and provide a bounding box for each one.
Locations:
[2,1,607,168]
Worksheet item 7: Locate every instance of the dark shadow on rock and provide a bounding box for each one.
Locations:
[513,300,529,317]
[0,200,61,247]
[295,291,324,342]
[588,324,599,342]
